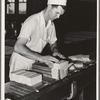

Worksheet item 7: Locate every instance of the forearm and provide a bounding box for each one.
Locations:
[13,38,59,64]
[14,44,59,63]
[50,42,66,59]
[14,44,42,62]
[50,42,59,53]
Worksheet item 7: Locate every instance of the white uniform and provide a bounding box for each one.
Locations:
[9,11,57,76]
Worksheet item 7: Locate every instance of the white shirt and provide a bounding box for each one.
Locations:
[9,11,57,76]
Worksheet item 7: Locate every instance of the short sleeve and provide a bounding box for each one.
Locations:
[48,22,57,44]
[18,17,37,41]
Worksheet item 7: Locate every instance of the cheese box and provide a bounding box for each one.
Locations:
[10,70,42,86]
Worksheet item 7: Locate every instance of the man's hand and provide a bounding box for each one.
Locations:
[40,55,59,63]
[53,52,66,59]
[50,42,66,59]
[39,55,59,68]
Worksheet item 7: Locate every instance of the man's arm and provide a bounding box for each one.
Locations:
[14,37,59,63]
[50,42,66,59]
[50,42,58,53]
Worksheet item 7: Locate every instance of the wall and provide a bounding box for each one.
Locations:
[5,0,97,39]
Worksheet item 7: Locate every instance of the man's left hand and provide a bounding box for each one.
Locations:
[53,52,66,59]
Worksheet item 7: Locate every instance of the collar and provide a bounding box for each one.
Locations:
[41,11,51,29]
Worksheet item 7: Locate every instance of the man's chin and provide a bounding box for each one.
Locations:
[51,18,57,21]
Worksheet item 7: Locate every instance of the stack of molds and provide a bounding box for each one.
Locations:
[10,70,42,86]
[32,60,72,80]
[32,62,52,78]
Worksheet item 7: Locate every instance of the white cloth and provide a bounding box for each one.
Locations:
[9,11,57,76]
[47,0,67,6]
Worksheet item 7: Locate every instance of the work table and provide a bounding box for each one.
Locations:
[5,62,96,100]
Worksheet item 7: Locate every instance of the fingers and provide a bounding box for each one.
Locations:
[53,52,66,59]
[41,55,59,63]
[57,53,66,59]
[60,55,66,59]
[45,61,54,68]
[48,56,59,62]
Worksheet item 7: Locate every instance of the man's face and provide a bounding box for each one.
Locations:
[49,5,65,21]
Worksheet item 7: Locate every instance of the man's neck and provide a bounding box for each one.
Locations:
[43,8,50,27]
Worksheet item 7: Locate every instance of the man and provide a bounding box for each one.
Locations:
[9,0,67,78]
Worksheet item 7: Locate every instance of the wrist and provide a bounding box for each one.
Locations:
[37,55,43,62]
[53,49,59,53]
[53,51,59,57]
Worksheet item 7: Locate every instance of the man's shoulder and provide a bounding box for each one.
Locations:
[51,21,54,25]
[23,11,42,25]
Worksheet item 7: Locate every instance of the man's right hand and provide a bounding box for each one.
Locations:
[40,55,59,63]
[39,55,59,68]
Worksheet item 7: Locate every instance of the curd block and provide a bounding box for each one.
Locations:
[10,70,26,82]
[18,71,34,83]
[68,54,91,62]
[68,54,83,61]
[51,63,59,80]
[51,61,72,80]
[74,61,83,68]
[20,72,42,86]
[80,55,91,62]
[10,70,42,86]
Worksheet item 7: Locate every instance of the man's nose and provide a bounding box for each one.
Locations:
[56,14,60,18]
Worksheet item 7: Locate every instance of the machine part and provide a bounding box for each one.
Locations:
[61,81,77,100]
[67,81,77,100]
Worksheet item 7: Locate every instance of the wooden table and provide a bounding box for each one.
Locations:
[5,63,96,100]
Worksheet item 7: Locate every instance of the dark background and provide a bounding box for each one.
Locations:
[5,0,97,33]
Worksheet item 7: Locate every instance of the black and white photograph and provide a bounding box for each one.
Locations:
[1,0,98,100]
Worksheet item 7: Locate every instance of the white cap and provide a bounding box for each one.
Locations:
[47,0,67,6]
